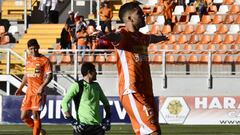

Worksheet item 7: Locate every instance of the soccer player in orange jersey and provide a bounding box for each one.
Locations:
[102,2,169,135]
[15,39,53,135]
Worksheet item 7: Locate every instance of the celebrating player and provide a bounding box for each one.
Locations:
[102,2,169,135]
[15,38,53,135]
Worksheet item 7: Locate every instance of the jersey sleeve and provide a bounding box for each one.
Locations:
[97,83,110,107]
[61,82,79,112]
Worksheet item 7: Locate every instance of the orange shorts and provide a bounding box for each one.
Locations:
[121,90,160,135]
[21,94,46,111]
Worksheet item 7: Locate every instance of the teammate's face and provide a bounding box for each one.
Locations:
[28,45,39,57]
[131,8,145,29]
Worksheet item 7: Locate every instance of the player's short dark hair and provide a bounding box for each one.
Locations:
[81,62,96,76]
[119,2,141,22]
[27,38,40,48]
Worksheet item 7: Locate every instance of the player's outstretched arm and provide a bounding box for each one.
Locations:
[15,74,27,96]
[102,32,121,45]
[149,34,169,44]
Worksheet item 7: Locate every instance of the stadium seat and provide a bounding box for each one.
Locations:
[172,5,184,16]
[172,25,182,34]
[235,55,240,64]
[160,44,169,51]
[224,55,234,64]
[214,0,223,4]
[207,44,216,51]
[217,44,227,54]
[145,0,158,6]
[139,25,150,34]
[194,44,204,54]
[228,5,240,14]
[235,35,240,44]
[216,24,228,34]
[206,0,214,4]
[217,5,229,14]
[223,0,234,4]
[212,54,222,64]
[195,24,206,34]
[189,15,200,24]
[146,15,156,25]
[211,34,222,44]
[155,15,165,25]
[78,56,83,63]
[205,24,217,34]
[189,35,199,44]
[230,45,238,54]
[228,24,240,34]
[188,54,198,64]
[150,24,161,34]
[184,5,196,14]
[148,44,158,53]
[222,34,234,44]
[201,15,211,24]
[199,54,209,64]
[223,14,234,24]
[183,44,192,54]
[183,24,194,34]
[176,55,187,64]
[166,55,175,64]
[95,55,106,63]
[152,55,162,64]
[235,14,240,24]
[106,54,117,63]
[208,5,218,15]
[235,0,240,5]
[212,14,223,24]
[49,54,57,64]
[60,54,72,64]
[165,35,176,44]
[199,35,211,44]
[83,55,94,62]
[161,25,171,34]
[177,35,188,45]
[8,25,19,35]
[172,44,181,54]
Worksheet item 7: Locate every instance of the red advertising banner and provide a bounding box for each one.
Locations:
[159,96,240,125]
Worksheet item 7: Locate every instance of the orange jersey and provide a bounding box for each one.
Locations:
[25,55,52,95]
[115,29,153,98]
[114,29,160,134]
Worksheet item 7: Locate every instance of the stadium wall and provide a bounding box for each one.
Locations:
[1,95,240,125]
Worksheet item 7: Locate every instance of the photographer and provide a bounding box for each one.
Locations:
[61,62,111,135]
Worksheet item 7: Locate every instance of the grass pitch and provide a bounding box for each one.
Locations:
[0,124,240,135]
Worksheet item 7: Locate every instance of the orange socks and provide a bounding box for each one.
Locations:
[33,120,41,135]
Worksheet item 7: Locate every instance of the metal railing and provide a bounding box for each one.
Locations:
[1,48,240,92]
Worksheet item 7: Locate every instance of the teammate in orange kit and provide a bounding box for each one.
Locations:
[15,38,53,135]
[102,2,168,135]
